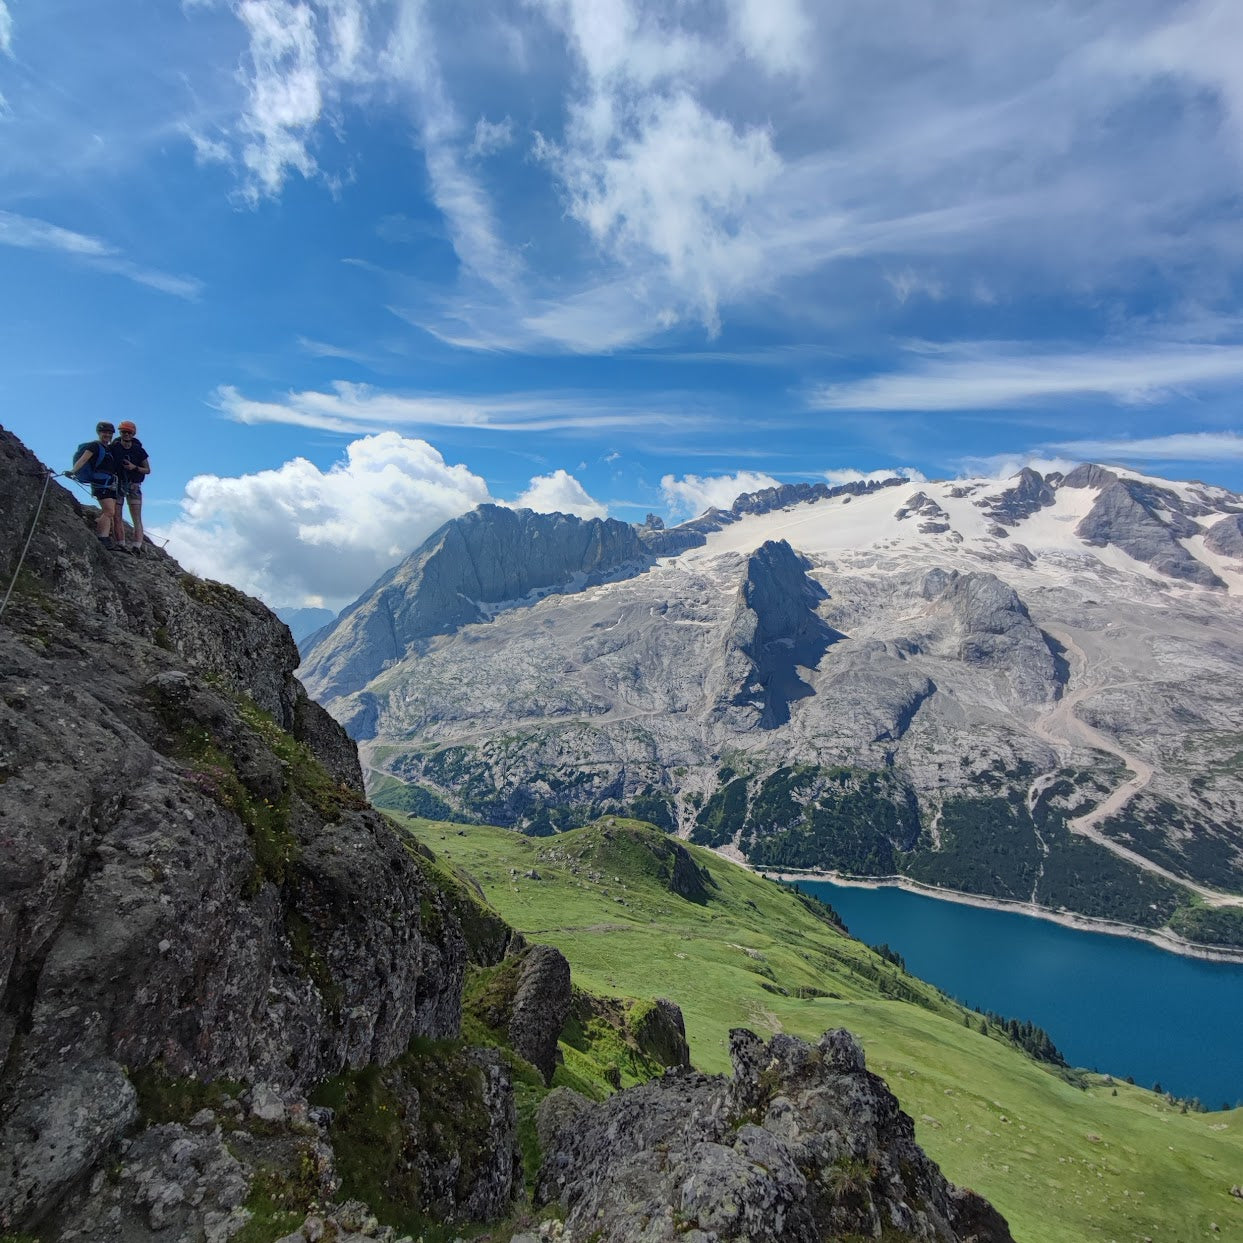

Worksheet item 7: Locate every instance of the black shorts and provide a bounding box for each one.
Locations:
[91,483,119,502]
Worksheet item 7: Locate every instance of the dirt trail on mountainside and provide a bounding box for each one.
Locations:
[1035,627,1243,907]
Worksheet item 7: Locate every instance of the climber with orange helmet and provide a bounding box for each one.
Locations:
[114,420,151,553]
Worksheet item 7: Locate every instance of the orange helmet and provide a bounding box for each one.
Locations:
[118,420,137,434]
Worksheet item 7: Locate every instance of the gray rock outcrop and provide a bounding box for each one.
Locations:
[632,998,692,1071]
[897,491,952,534]
[922,570,1065,704]
[536,1027,1014,1242]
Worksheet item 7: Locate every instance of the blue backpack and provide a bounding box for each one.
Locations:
[72,441,115,488]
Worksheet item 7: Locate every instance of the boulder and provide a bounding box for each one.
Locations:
[509,945,573,1085]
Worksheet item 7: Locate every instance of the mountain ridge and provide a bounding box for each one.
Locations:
[303,462,1243,949]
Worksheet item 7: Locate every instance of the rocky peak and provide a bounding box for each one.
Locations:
[922,570,1066,704]
[977,467,1056,527]
[1060,462,1118,489]
[1205,513,1243,557]
[301,505,653,706]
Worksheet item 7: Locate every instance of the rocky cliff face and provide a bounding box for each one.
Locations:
[922,569,1065,705]
[1205,513,1243,557]
[0,428,471,1231]
[1072,475,1224,588]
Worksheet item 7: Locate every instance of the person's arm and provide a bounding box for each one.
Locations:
[138,455,151,476]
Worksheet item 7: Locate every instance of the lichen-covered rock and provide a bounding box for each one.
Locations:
[536,1028,1013,1243]
[52,1120,254,1241]
[0,427,468,1232]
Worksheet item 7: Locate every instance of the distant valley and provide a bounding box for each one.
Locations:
[300,465,1243,954]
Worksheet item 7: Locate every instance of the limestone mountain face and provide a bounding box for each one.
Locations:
[1205,513,1243,557]
[299,504,657,704]
[718,540,843,728]
[303,463,1243,934]
[1071,473,1224,588]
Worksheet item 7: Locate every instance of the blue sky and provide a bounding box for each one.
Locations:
[4,0,1243,608]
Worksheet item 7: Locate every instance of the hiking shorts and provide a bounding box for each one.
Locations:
[123,482,143,502]
[91,482,119,502]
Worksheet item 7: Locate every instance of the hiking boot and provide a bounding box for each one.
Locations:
[96,535,117,551]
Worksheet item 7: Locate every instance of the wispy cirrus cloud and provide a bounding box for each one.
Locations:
[1046,431,1243,463]
[0,211,114,257]
[0,1,14,58]
[148,0,1243,354]
[214,380,707,434]
[0,209,202,298]
[808,342,1243,412]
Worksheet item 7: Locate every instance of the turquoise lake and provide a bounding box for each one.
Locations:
[793,879,1243,1107]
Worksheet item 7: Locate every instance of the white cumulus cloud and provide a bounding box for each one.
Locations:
[160,432,492,607]
[660,470,781,518]
[511,469,607,519]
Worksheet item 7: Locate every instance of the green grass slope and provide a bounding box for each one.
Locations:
[397,814,1243,1243]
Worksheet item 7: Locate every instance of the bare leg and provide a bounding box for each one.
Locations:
[97,498,116,541]
[128,496,144,547]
